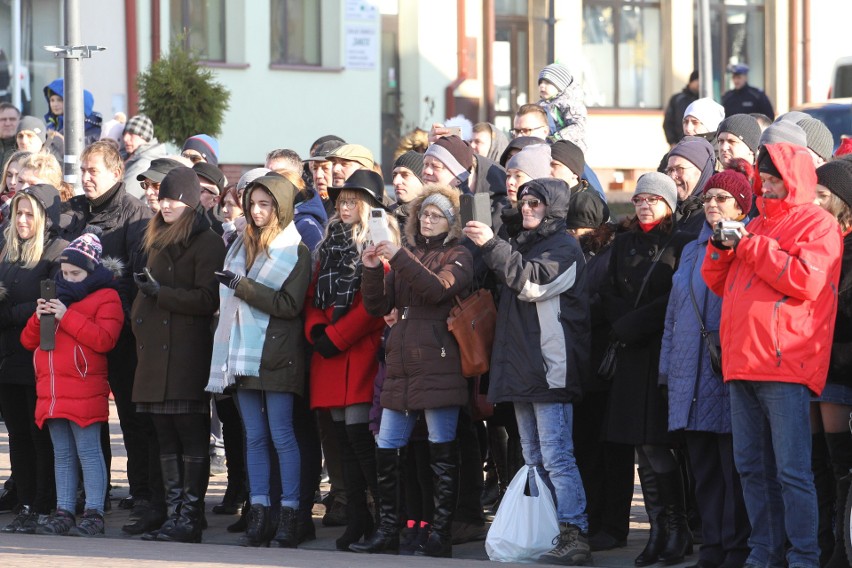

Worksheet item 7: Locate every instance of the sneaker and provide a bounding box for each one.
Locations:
[209,455,227,476]
[2,505,32,533]
[16,510,42,534]
[71,509,104,537]
[537,523,592,566]
[36,509,76,536]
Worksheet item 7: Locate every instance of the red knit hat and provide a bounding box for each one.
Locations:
[703,170,753,215]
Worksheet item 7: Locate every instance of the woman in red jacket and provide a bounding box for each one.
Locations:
[21,234,124,536]
[305,170,399,551]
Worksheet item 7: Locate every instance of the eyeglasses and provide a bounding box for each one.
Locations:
[510,125,547,138]
[519,198,543,209]
[419,212,446,223]
[701,194,735,204]
[181,152,204,164]
[337,198,359,209]
[665,165,696,177]
[631,195,663,206]
[140,180,160,191]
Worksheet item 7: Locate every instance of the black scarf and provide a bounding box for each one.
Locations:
[55,264,117,306]
[314,221,362,322]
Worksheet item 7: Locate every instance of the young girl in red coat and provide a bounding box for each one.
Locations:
[20,234,124,536]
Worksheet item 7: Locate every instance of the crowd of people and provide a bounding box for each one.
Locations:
[0,63,850,568]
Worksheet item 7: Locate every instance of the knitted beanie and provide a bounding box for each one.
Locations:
[566,192,610,230]
[158,166,201,210]
[777,110,811,124]
[539,63,573,92]
[123,115,154,142]
[182,134,220,166]
[717,114,761,153]
[424,135,475,183]
[421,193,456,226]
[703,170,754,215]
[16,116,47,143]
[759,121,807,148]
[796,118,834,162]
[507,144,552,180]
[60,233,103,273]
[393,151,424,183]
[816,159,852,209]
[550,140,585,178]
[683,98,725,132]
[757,148,782,179]
[634,172,678,213]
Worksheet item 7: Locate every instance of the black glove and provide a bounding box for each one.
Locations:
[310,324,328,342]
[314,332,342,359]
[133,268,160,297]
[216,270,243,290]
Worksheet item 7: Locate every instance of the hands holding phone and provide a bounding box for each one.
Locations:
[36,298,67,321]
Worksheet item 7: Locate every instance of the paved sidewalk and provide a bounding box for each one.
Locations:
[0,402,697,567]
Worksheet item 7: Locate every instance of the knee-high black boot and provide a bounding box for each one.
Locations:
[657,469,693,565]
[331,421,373,551]
[634,465,666,567]
[347,423,379,518]
[416,440,459,558]
[134,454,179,539]
[825,431,852,568]
[158,455,209,543]
[349,448,403,554]
[813,432,837,566]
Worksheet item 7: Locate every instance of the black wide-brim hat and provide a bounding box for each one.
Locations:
[328,169,388,211]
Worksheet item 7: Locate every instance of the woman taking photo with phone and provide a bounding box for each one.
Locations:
[305,169,400,552]
[356,184,472,557]
[206,174,312,549]
[0,184,67,533]
[130,166,225,543]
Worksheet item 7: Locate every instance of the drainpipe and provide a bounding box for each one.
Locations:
[789,0,799,109]
[445,0,467,118]
[802,0,810,102]
[152,0,161,61]
[125,0,138,114]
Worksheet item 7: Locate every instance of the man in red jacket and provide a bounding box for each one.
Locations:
[702,142,842,568]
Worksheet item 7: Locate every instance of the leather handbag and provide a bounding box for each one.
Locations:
[687,256,723,376]
[447,288,498,378]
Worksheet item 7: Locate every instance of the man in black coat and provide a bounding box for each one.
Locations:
[60,140,159,531]
[722,64,775,120]
[663,71,699,146]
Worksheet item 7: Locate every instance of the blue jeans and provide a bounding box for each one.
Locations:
[514,401,588,530]
[47,419,107,514]
[376,407,460,449]
[235,389,300,509]
[729,380,819,568]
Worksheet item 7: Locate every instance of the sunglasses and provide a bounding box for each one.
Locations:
[140,180,160,191]
[519,198,542,209]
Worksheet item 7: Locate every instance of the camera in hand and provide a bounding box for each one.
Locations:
[713,220,744,244]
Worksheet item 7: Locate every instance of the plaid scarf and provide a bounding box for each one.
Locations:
[314,221,362,322]
[206,222,302,393]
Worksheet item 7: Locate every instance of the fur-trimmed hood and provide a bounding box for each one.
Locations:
[101,256,125,279]
[403,184,463,246]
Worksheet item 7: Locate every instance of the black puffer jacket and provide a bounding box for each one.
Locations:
[482,178,590,404]
[60,182,152,316]
[0,184,68,385]
[827,231,852,388]
[362,186,473,411]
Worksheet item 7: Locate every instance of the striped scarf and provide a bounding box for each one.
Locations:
[206,222,302,393]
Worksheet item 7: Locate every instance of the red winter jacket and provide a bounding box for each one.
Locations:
[702,143,842,395]
[305,267,387,410]
[21,288,124,428]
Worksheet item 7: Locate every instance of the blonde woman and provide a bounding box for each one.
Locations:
[0,150,32,222]
[0,184,68,533]
[305,169,400,551]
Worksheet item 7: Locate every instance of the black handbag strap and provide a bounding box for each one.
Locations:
[686,254,710,336]
[632,234,675,309]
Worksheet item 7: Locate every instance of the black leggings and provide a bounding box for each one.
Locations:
[150,413,210,458]
[0,383,55,513]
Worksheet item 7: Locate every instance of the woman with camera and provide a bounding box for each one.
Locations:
[305,169,400,552]
[660,167,753,568]
[130,166,225,543]
[0,184,66,534]
[355,184,472,557]
[599,172,693,566]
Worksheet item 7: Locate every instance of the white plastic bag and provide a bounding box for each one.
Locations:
[485,465,559,563]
